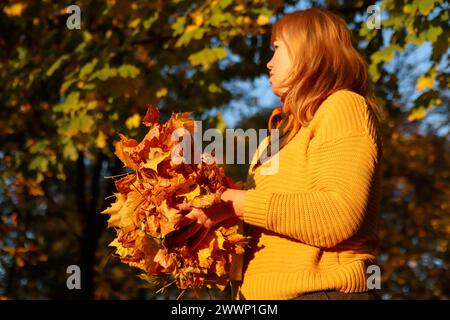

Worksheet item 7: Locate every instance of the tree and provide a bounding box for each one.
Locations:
[0,0,287,299]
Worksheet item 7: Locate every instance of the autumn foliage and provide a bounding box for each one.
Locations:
[101,105,249,295]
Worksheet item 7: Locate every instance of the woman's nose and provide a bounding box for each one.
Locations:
[266,57,273,71]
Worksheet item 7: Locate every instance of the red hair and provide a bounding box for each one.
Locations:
[270,8,385,128]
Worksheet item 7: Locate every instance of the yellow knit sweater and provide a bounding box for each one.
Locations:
[235,89,383,300]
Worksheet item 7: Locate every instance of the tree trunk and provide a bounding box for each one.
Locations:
[73,151,122,299]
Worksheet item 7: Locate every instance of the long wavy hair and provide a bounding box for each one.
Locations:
[270,8,385,131]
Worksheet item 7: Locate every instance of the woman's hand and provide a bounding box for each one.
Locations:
[170,204,234,250]
[221,189,246,218]
[169,189,246,250]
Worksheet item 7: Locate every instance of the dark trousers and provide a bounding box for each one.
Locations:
[289,290,380,300]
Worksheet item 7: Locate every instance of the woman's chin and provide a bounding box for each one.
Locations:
[269,86,282,96]
[272,88,287,98]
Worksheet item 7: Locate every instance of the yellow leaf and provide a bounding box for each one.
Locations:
[197,247,213,268]
[403,4,413,14]
[185,24,198,34]
[215,282,227,291]
[408,107,427,122]
[77,80,84,89]
[215,229,226,250]
[86,100,98,110]
[142,152,170,172]
[96,131,107,148]
[125,114,141,130]
[234,4,245,12]
[101,191,140,228]
[214,257,227,277]
[416,73,435,91]
[191,11,203,26]
[156,87,168,98]
[153,249,174,269]
[114,136,139,170]
[158,200,183,236]
[109,239,136,258]
[257,15,270,26]
[179,185,201,201]
[129,18,141,29]
[3,3,27,17]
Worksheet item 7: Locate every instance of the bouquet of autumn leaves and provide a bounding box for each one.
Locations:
[101,105,249,295]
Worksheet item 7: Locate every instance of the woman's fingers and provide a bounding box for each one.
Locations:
[188,227,210,251]
[175,216,195,230]
[172,222,203,246]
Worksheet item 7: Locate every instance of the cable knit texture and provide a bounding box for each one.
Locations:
[237,89,383,300]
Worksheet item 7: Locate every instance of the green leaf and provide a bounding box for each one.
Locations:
[369,63,381,82]
[416,0,436,16]
[93,65,118,81]
[208,83,223,93]
[143,12,159,29]
[171,15,187,36]
[79,115,95,133]
[370,45,401,64]
[65,118,81,137]
[54,92,81,114]
[29,155,49,172]
[63,141,78,161]
[47,54,70,77]
[29,140,50,154]
[175,27,208,47]
[209,12,232,27]
[188,47,228,70]
[118,64,140,78]
[427,25,443,43]
[79,59,98,79]
[60,78,77,95]
[218,0,233,10]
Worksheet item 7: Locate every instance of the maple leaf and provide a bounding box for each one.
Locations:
[197,246,213,269]
[178,185,201,202]
[158,200,183,237]
[154,248,175,271]
[109,238,136,259]
[101,193,128,228]
[141,151,170,172]
[114,133,140,171]
[106,190,143,228]
[142,104,160,126]
[215,229,226,250]
[114,173,137,195]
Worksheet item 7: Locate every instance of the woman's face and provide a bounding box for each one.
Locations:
[267,36,292,98]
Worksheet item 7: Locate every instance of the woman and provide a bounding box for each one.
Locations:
[172,8,384,300]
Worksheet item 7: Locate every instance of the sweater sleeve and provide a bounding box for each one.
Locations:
[242,91,381,248]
